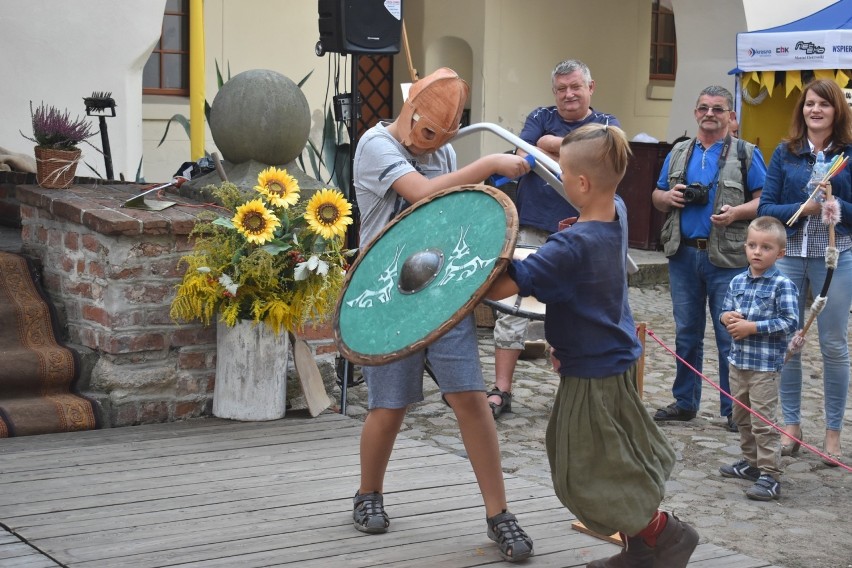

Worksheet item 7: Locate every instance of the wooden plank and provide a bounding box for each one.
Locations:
[291,334,332,417]
[1,460,481,522]
[0,416,776,568]
[4,449,491,524]
[48,492,563,566]
[36,485,553,562]
[20,475,541,545]
[0,442,450,507]
[0,556,60,568]
[0,419,363,473]
[0,415,316,453]
[0,413,356,459]
[636,321,646,397]
[0,531,22,545]
[0,426,408,485]
[0,530,61,568]
[0,541,37,560]
[276,511,606,568]
[69,507,575,568]
[570,521,622,546]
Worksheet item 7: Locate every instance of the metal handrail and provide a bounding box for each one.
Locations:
[453,122,638,274]
[453,123,565,198]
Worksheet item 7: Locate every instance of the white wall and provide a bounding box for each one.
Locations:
[1,0,165,181]
[10,0,770,183]
[144,0,348,182]
[742,0,836,29]
[403,0,676,168]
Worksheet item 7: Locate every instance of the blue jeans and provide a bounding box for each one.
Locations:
[776,252,852,431]
[667,245,742,416]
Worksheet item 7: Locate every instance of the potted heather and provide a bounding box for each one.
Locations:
[21,101,96,188]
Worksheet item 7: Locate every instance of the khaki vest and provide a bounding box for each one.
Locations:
[659,138,755,269]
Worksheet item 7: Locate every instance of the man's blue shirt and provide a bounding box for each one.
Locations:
[516,108,618,232]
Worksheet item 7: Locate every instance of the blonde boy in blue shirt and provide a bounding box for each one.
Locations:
[719,216,798,500]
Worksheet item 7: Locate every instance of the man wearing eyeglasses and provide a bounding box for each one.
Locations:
[488,59,619,419]
[651,85,767,432]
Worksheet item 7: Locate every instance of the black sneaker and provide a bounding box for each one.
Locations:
[719,459,760,481]
[746,474,781,501]
[654,403,697,422]
[725,415,739,432]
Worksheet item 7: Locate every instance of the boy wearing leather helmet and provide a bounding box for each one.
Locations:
[351,67,534,562]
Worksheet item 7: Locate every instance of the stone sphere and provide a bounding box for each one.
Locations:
[209,69,310,165]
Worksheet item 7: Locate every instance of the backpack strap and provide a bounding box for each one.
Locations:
[737,138,753,201]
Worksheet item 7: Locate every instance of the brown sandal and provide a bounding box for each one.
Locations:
[487,387,512,419]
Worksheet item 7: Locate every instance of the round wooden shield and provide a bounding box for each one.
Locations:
[334,184,518,365]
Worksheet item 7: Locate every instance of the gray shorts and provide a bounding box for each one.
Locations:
[362,314,485,409]
[493,225,549,349]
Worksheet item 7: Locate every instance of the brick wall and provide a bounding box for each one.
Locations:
[15,181,337,427]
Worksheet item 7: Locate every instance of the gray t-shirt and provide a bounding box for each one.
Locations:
[353,121,456,246]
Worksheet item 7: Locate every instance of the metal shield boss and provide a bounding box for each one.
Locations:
[334,184,518,365]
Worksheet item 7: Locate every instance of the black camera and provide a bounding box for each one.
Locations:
[682,183,710,205]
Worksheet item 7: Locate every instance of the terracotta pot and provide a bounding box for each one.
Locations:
[34,146,81,189]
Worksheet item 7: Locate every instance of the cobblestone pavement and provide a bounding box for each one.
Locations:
[341,284,852,568]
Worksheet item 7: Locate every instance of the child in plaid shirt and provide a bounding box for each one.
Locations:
[718,216,798,500]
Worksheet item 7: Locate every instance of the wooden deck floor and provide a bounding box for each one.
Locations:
[0,414,780,568]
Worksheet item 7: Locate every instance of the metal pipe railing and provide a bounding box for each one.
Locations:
[453,122,638,274]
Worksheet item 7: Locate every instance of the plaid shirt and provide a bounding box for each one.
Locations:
[722,265,799,372]
[787,214,852,257]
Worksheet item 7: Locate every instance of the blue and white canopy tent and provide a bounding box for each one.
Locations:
[729,0,852,159]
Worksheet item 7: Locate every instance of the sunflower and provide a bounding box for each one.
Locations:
[255,166,300,208]
[305,188,353,239]
[232,198,280,244]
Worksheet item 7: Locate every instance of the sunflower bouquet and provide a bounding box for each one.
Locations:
[170,166,354,334]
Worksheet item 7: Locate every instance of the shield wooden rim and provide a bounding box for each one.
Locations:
[333,184,518,365]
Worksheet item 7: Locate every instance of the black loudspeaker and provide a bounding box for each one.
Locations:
[316,0,403,56]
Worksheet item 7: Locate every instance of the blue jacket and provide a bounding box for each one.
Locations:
[757,141,852,237]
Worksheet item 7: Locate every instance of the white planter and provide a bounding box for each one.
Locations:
[213,319,289,421]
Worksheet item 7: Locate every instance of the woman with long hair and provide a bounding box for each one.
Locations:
[757,78,852,466]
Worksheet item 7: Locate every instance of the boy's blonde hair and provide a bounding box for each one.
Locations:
[748,216,787,249]
[560,124,632,187]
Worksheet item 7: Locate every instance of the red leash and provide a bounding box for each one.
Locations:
[645,328,851,473]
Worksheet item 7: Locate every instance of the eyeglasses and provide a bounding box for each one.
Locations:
[695,105,731,115]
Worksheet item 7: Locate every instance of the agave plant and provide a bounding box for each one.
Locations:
[156,60,233,151]
[298,105,351,194]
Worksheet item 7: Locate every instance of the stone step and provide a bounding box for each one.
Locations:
[628,247,668,288]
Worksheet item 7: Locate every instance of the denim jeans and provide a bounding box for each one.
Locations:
[776,251,852,431]
[667,245,743,416]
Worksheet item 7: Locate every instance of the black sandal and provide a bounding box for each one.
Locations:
[487,510,534,562]
[487,387,512,419]
[353,491,390,534]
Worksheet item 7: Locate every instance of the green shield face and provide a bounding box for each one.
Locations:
[335,185,517,365]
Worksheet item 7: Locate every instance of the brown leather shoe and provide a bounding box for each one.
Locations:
[653,512,698,568]
[587,534,654,567]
